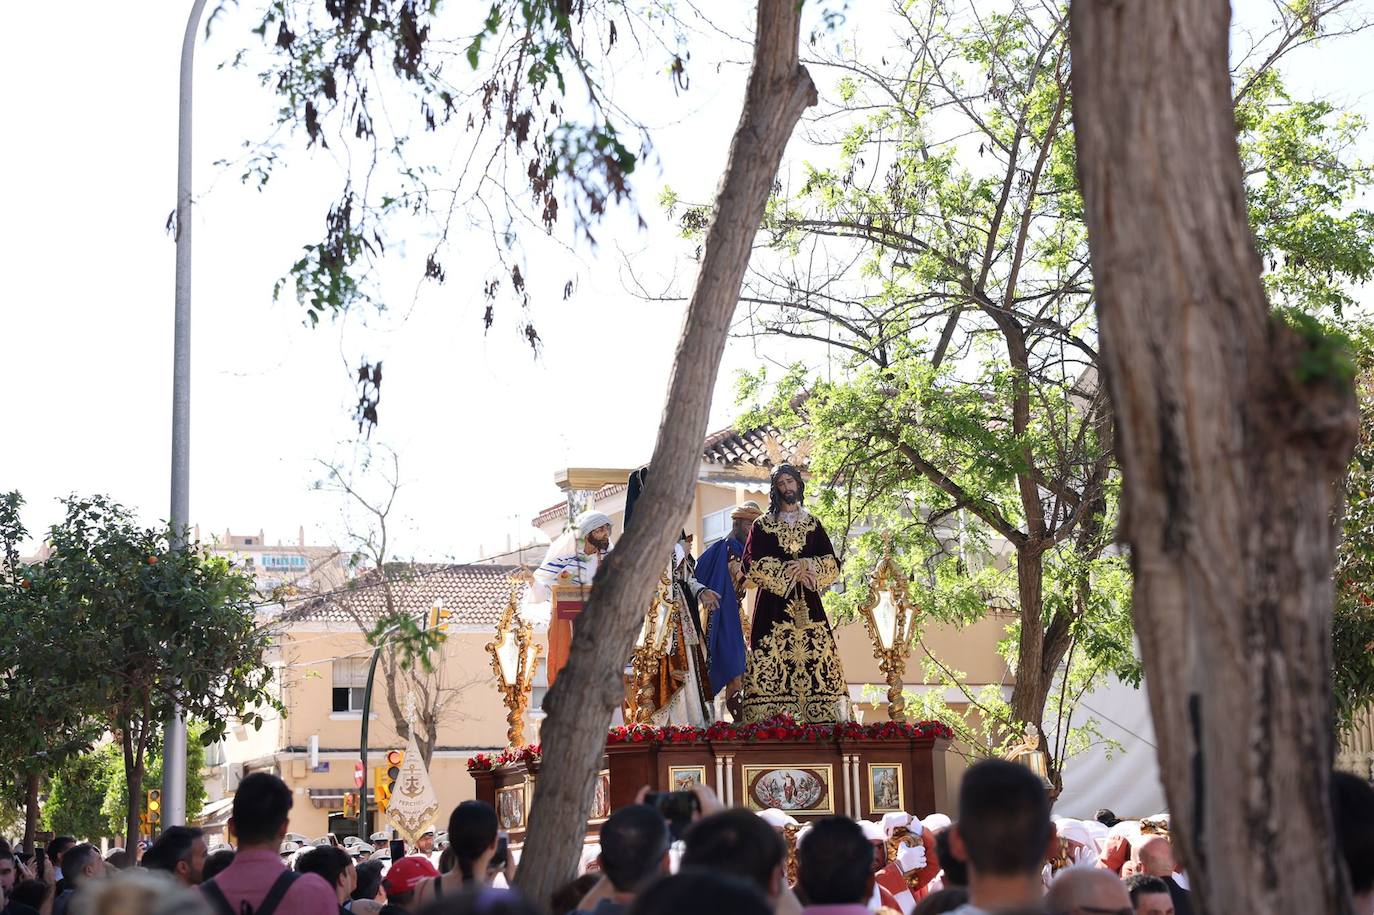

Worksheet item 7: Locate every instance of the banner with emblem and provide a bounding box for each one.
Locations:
[387,694,440,847]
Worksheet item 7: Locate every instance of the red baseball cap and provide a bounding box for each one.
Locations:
[384,855,440,895]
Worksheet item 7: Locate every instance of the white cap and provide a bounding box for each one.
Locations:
[921,813,951,832]
[576,510,613,538]
[858,820,886,843]
[757,808,799,828]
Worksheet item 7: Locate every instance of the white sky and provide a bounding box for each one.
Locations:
[2,1,1371,562]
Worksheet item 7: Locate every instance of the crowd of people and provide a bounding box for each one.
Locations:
[1,762,1370,915]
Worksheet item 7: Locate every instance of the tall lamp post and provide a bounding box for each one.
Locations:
[487,581,541,747]
[164,0,211,828]
[858,538,920,722]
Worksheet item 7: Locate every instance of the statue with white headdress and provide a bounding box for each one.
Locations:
[529,508,613,684]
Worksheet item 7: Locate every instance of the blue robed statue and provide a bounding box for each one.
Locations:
[695,500,764,707]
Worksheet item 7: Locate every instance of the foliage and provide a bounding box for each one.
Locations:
[1238,68,1374,318]
[36,495,278,842]
[704,0,1374,783]
[227,0,695,429]
[0,491,103,842]
[44,727,208,841]
[1335,326,1374,732]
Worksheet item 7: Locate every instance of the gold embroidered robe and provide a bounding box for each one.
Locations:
[738,510,849,723]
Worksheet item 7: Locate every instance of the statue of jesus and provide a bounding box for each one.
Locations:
[738,463,850,724]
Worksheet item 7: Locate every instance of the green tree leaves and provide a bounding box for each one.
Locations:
[0,493,277,841]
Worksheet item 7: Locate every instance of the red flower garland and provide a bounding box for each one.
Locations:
[470,716,953,770]
[606,714,953,746]
[466,743,544,772]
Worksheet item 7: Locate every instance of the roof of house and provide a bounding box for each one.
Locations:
[279,563,524,627]
[701,424,803,468]
[533,422,806,528]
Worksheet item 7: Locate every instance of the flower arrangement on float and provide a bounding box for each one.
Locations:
[467,715,954,771]
[467,743,542,772]
[608,713,953,746]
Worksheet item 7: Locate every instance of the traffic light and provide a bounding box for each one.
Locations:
[146,789,162,831]
[427,604,455,632]
[375,750,404,813]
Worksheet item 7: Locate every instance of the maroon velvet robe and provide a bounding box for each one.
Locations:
[739,509,849,723]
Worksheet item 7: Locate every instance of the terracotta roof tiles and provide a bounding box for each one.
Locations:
[280,563,524,627]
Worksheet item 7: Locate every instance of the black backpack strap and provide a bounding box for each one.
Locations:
[254,870,301,915]
[199,879,238,915]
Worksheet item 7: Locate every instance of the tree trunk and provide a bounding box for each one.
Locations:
[22,772,40,853]
[514,3,816,907]
[1071,2,1358,913]
[1009,548,1048,724]
[124,733,144,851]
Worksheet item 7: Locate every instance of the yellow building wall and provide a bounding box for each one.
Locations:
[217,625,549,841]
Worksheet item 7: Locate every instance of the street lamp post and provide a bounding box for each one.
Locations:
[858,537,920,722]
[163,0,211,829]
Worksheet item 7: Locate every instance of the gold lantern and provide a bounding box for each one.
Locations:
[486,577,542,748]
[857,536,920,721]
[1005,723,1053,791]
[628,571,678,724]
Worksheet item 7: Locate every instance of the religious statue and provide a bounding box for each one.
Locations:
[530,509,613,683]
[738,463,849,724]
[694,500,764,713]
[623,468,717,726]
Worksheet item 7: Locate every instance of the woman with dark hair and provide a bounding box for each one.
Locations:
[415,802,500,905]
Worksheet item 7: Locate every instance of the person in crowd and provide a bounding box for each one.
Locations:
[931,828,966,891]
[103,849,131,872]
[199,851,234,885]
[0,848,41,915]
[680,808,801,914]
[353,860,387,906]
[1133,838,1191,915]
[551,875,601,915]
[1095,811,1120,829]
[794,816,874,915]
[382,857,441,913]
[1333,770,1374,915]
[7,880,50,915]
[625,873,771,915]
[574,806,672,915]
[415,802,500,905]
[0,849,20,900]
[53,844,105,915]
[144,828,208,887]
[945,759,1053,914]
[910,888,970,915]
[1045,868,1130,915]
[48,839,75,895]
[69,867,213,915]
[415,886,543,915]
[416,829,438,859]
[1123,875,1173,915]
[298,846,357,911]
[198,772,339,915]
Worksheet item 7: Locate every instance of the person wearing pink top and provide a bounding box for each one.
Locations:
[200,772,339,915]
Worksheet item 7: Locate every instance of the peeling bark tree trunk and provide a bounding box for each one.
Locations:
[1072,2,1358,913]
[22,772,39,852]
[514,3,816,907]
